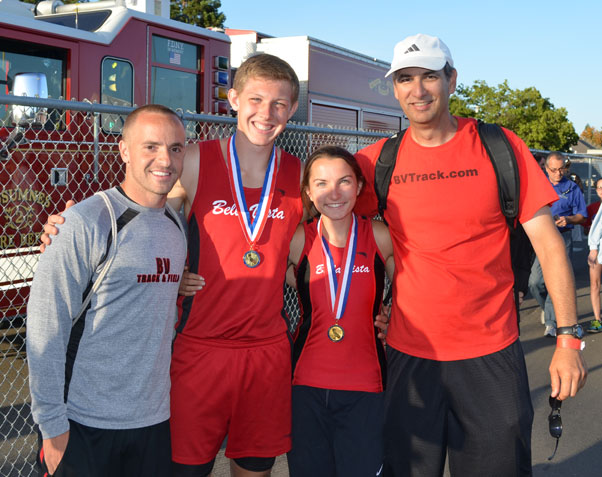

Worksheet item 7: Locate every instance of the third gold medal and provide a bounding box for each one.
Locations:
[318,214,358,343]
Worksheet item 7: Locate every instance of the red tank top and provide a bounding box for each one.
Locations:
[176,139,303,341]
[293,216,386,392]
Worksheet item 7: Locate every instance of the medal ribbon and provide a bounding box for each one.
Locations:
[226,133,277,246]
[318,213,357,319]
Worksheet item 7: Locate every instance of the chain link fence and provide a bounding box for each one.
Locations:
[0,96,390,476]
[2,97,602,475]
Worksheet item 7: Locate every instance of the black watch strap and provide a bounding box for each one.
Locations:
[556,325,583,339]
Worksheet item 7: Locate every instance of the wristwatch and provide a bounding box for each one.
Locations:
[556,324,584,339]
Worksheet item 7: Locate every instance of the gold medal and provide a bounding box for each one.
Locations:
[227,134,276,271]
[243,250,261,268]
[328,323,345,342]
[319,215,356,344]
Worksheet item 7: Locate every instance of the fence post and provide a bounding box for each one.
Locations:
[92,111,100,183]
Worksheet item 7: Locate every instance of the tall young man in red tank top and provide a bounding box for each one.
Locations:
[167,54,302,477]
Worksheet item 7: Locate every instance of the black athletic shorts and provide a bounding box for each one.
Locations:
[36,419,171,477]
[383,340,533,477]
[288,385,384,477]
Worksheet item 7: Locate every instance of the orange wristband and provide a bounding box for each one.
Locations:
[556,337,585,350]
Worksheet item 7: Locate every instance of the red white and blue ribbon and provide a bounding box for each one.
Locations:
[226,133,277,246]
[318,213,357,319]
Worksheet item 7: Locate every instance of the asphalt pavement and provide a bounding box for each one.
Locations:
[524,237,602,477]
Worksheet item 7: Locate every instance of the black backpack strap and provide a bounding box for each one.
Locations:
[477,121,535,325]
[374,129,407,220]
[476,120,519,222]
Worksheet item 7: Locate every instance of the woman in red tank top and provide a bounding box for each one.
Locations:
[287,146,394,477]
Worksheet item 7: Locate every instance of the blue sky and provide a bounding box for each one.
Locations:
[221,0,601,135]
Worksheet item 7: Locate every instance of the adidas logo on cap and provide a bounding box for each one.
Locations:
[385,34,454,78]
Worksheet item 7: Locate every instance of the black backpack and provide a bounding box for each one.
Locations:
[374,120,534,321]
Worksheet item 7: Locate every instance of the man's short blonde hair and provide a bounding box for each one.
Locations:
[232,54,299,103]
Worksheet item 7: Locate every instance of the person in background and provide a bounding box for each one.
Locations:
[533,152,547,173]
[564,159,586,247]
[586,177,602,333]
[584,179,602,235]
[529,151,587,337]
[286,146,394,477]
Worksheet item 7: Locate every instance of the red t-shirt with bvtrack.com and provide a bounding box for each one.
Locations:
[354,117,558,361]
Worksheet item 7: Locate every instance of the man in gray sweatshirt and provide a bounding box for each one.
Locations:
[27,104,187,477]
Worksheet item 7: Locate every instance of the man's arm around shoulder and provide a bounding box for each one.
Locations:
[523,206,587,399]
[168,142,200,215]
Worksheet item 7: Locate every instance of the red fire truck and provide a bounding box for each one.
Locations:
[0,0,231,321]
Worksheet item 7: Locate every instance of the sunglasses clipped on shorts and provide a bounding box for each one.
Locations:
[547,396,562,461]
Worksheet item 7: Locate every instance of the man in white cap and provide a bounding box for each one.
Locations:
[354,33,587,476]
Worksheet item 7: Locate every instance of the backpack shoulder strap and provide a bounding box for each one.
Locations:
[72,191,118,327]
[476,120,519,222]
[477,121,535,324]
[374,129,407,218]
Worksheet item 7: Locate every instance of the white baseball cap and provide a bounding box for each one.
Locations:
[385,34,454,78]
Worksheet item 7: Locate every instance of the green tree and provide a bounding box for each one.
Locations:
[580,124,602,148]
[170,0,226,28]
[449,79,578,152]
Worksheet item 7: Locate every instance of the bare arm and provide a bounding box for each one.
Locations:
[42,431,69,474]
[286,146,306,291]
[168,142,200,217]
[372,220,395,341]
[167,180,187,212]
[286,225,306,289]
[523,206,587,399]
[298,161,314,222]
[288,224,305,268]
[372,220,395,280]
[554,213,586,227]
[588,249,598,268]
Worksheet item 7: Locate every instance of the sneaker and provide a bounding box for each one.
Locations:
[540,310,545,325]
[587,320,602,333]
[544,325,557,338]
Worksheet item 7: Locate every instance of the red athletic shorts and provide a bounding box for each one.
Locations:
[170,333,292,464]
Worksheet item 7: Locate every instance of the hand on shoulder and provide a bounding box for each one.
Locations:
[39,200,76,252]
